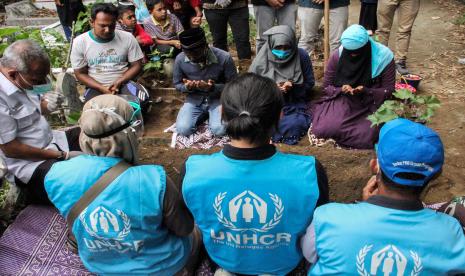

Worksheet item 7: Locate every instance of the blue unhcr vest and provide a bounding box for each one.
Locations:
[310,202,465,275]
[45,155,191,276]
[183,151,319,275]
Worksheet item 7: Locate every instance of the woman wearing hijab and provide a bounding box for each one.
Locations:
[182,74,329,275]
[44,95,200,275]
[311,24,395,149]
[249,25,315,145]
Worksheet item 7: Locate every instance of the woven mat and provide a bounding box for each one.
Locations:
[164,123,230,150]
[0,205,93,276]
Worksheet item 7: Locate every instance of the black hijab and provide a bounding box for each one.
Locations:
[335,41,372,87]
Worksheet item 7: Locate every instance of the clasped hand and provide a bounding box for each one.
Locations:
[277,81,293,93]
[342,84,364,95]
[183,79,215,92]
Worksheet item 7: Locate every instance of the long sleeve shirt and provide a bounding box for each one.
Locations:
[134,24,154,47]
[173,47,238,105]
[311,51,395,149]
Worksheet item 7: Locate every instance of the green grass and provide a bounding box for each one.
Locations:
[454,13,465,25]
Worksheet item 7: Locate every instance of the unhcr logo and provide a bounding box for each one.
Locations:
[79,206,143,253]
[211,190,291,249]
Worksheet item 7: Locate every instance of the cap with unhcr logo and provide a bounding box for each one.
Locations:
[376,118,444,187]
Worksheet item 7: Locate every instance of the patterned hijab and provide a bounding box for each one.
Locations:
[79,95,139,164]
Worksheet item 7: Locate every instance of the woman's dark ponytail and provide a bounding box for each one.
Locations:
[221,73,283,143]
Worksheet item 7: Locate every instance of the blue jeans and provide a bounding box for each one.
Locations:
[62,25,72,41]
[176,100,225,136]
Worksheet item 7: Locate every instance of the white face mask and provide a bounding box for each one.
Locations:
[19,73,53,95]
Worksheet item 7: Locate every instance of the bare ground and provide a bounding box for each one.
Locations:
[139,0,465,204]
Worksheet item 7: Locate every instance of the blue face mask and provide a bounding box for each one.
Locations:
[19,73,53,95]
[271,49,292,60]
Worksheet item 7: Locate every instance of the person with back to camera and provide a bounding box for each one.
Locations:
[182,73,329,275]
[44,94,201,275]
[302,118,465,275]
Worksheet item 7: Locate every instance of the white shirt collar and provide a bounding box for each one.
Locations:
[0,71,22,96]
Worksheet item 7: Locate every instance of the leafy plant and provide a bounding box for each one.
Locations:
[143,47,174,73]
[455,13,465,25]
[367,88,441,127]
[65,111,82,125]
[0,27,69,68]
[74,0,106,34]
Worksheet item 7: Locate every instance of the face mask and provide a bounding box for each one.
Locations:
[271,49,291,60]
[19,73,52,95]
[119,94,144,138]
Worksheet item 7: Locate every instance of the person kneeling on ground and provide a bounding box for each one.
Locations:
[249,25,315,145]
[0,40,81,205]
[144,0,184,56]
[303,118,465,275]
[117,4,154,54]
[174,27,237,137]
[182,73,329,275]
[71,3,145,103]
[45,95,201,275]
[311,24,395,149]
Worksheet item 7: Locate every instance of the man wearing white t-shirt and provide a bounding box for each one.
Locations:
[71,3,144,102]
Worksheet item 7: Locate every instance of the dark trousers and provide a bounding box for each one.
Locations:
[359,2,378,32]
[15,127,81,205]
[204,7,252,60]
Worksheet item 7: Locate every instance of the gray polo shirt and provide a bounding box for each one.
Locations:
[0,72,68,184]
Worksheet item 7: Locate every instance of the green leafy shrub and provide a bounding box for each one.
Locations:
[367,88,441,126]
[143,47,174,73]
[454,13,465,25]
[0,27,69,68]
[74,0,106,34]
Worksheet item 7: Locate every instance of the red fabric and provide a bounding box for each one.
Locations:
[189,0,201,8]
[134,24,154,46]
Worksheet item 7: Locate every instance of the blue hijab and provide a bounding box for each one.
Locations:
[338,24,393,78]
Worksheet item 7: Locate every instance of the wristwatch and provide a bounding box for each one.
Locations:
[56,151,66,161]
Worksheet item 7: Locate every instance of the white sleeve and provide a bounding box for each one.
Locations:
[127,34,144,63]
[70,35,87,70]
[0,101,17,144]
[300,222,318,264]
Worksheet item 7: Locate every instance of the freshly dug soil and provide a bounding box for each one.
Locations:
[139,142,374,204]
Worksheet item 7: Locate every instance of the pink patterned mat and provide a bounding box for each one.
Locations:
[0,205,93,276]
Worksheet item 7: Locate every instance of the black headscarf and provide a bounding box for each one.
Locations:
[334,41,372,87]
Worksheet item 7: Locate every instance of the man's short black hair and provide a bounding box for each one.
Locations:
[118,5,135,19]
[146,0,163,11]
[380,170,426,196]
[91,3,118,21]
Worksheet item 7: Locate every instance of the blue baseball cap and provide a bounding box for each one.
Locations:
[340,24,369,50]
[377,118,444,187]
